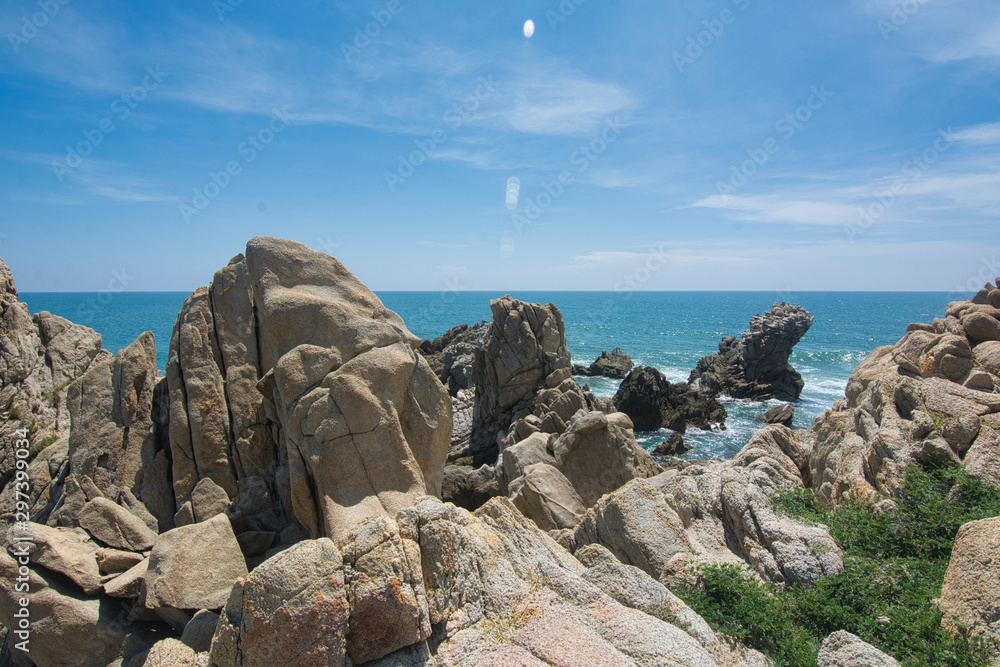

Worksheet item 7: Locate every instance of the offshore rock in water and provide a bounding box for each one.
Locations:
[612,366,727,433]
[572,347,635,379]
[689,302,814,402]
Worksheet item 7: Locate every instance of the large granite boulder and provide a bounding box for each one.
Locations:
[7,522,102,595]
[572,347,634,379]
[612,366,727,433]
[817,631,900,667]
[167,237,452,542]
[689,303,814,401]
[940,517,1000,650]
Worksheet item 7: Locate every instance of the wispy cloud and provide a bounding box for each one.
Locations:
[954,122,1000,145]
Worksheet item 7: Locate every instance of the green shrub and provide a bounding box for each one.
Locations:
[675,466,1000,667]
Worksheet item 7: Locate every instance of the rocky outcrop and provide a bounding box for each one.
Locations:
[817,631,900,667]
[652,433,691,457]
[612,366,727,433]
[756,404,795,428]
[570,425,843,584]
[419,322,488,396]
[802,284,1000,504]
[166,238,452,542]
[572,347,634,379]
[689,303,814,402]
[940,517,1000,650]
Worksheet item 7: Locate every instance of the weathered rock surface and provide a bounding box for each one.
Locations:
[7,522,102,594]
[572,347,634,379]
[940,517,1000,648]
[756,404,795,428]
[652,433,691,458]
[420,322,488,396]
[613,366,727,433]
[689,303,814,401]
[79,497,158,551]
[145,513,248,611]
[817,631,900,667]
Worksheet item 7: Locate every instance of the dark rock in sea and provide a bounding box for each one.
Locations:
[572,347,634,379]
[612,366,727,433]
[688,302,814,402]
[652,433,691,457]
[419,321,488,396]
[756,404,795,428]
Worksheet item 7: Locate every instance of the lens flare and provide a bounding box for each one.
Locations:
[523,19,535,39]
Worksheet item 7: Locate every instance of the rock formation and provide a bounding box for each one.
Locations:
[419,321,487,396]
[689,303,814,402]
[756,404,795,428]
[572,347,634,379]
[612,366,727,433]
[939,517,1000,649]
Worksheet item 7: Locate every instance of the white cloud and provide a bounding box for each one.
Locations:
[954,122,1000,145]
[691,194,858,226]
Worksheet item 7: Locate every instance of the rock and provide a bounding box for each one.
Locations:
[940,517,1000,647]
[509,463,588,530]
[79,497,158,551]
[756,404,795,428]
[0,550,149,667]
[180,609,219,653]
[990,289,1000,309]
[572,347,634,379]
[689,303,814,401]
[500,432,557,493]
[340,515,431,663]
[145,513,248,611]
[97,547,144,573]
[472,296,574,461]
[963,311,1000,343]
[448,388,476,459]
[104,558,148,598]
[134,638,207,667]
[612,366,727,432]
[817,630,900,666]
[419,322,488,396]
[210,538,350,667]
[7,523,102,594]
[974,340,1000,376]
[652,433,690,457]
[963,426,1000,487]
[189,477,231,522]
[236,531,276,556]
[551,411,662,507]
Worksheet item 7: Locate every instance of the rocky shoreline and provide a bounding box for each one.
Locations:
[1,237,998,666]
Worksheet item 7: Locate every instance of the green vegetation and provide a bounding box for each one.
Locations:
[27,433,60,461]
[673,466,1000,667]
[8,406,22,421]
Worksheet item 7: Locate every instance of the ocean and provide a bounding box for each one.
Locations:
[19,290,955,462]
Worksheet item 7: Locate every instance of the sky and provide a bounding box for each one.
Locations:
[0,0,998,293]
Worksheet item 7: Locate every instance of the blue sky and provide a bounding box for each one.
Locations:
[1,0,998,292]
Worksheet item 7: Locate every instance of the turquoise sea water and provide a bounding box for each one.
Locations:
[20,291,954,461]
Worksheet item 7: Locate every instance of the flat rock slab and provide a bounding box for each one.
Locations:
[8,523,102,595]
[104,558,148,598]
[80,497,158,551]
[145,513,247,611]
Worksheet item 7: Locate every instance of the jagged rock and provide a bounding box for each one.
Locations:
[817,631,900,667]
[612,366,727,433]
[97,547,144,573]
[653,433,690,457]
[144,513,247,611]
[180,609,219,653]
[471,296,574,462]
[340,515,431,663]
[419,322,488,396]
[448,388,476,459]
[189,477,231,522]
[7,523,102,594]
[551,411,661,507]
[79,498,157,552]
[0,550,152,666]
[103,558,148,598]
[940,517,1000,648]
[756,404,795,428]
[210,538,350,667]
[572,347,634,379]
[0,436,68,535]
[509,463,588,531]
[689,303,814,401]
